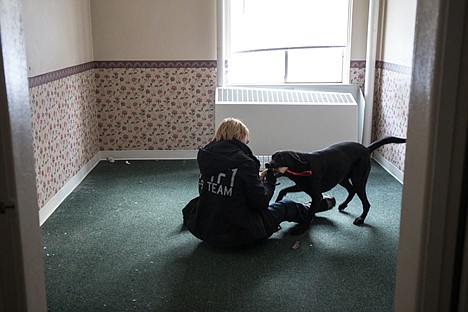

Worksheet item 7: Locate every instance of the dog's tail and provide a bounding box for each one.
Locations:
[367,136,406,153]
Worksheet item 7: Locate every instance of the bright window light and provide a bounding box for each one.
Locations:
[287,48,344,83]
[225,0,351,84]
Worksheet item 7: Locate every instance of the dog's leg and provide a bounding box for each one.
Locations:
[289,193,322,235]
[350,172,371,225]
[353,188,370,225]
[275,185,303,202]
[337,179,356,212]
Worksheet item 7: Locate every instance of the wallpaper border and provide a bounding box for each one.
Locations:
[29,60,411,88]
[350,60,412,76]
[28,60,218,88]
[350,60,367,69]
[376,60,412,75]
[28,62,95,88]
[93,60,218,69]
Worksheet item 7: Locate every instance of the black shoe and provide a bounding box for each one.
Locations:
[320,195,336,212]
[304,196,336,213]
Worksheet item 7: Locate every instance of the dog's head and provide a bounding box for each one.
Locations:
[265,151,307,175]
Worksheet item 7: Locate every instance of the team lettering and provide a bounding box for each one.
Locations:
[200,168,238,197]
[206,181,232,196]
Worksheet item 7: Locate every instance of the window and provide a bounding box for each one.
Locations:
[220,0,351,85]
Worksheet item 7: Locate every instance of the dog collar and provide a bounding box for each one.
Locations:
[285,169,312,176]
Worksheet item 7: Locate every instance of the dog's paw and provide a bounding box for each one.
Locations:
[353,217,364,225]
[289,223,309,235]
[338,203,347,212]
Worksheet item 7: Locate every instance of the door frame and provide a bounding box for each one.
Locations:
[0,0,47,311]
[394,0,468,310]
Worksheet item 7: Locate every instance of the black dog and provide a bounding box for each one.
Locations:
[265,136,406,235]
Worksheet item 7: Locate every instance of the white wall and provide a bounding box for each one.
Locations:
[21,0,94,77]
[350,0,370,60]
[379,0,417,66]
[350,0,417,66]
[91,0,217,61]
[21,0,370,75]
[21,0,216,76]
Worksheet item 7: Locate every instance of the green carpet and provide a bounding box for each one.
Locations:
[41,159,402,311]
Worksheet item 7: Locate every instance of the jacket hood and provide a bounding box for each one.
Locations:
[197,140,259,176]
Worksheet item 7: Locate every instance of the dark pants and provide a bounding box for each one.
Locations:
[267,199,310,224]
[267,196,335,225]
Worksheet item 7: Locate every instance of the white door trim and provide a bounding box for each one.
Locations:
[0,0,47,311]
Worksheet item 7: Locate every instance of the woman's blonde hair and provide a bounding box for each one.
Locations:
[214,118,249,141]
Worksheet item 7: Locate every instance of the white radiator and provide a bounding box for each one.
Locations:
[215,87,359,155]
[256,155,272,170]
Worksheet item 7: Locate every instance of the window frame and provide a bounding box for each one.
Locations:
[217,0,353,87]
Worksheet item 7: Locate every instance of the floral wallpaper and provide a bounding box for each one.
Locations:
[29,68,99,208]
[29,61,217,209]
[29,60,409,210]
[94,63,217,151]
[350,60,410,172]
[373,62,411,171]
[349,60,366,91]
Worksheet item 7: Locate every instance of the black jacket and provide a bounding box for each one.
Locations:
[182,139,276,247]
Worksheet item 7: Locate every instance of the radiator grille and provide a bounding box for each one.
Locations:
[256,155,271,170]
[216,87,355,105]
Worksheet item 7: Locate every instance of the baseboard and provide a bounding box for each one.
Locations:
[372,152,404,184]
[99,149,198,160]
[39,153,101,226]
[39,150,198,225]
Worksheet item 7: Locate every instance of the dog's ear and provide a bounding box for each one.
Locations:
[290,152,307,165]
